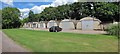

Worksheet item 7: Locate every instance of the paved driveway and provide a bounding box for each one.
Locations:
[1,31,29,52]
[0,31,2,53]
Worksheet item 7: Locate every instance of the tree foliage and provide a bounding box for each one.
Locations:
[33,2,119,22]
[94,2,119,22]
[106,23,120,37]
[28,10,35,22]
[0,10,2,29]
[2,7,21,29]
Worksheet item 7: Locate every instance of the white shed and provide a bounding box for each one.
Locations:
[38,21,46,28]
[59,19,75,30]
[23,23,28,28]
[47,20,58,28]
[31,22,38,28]
[25,22,33,28]
[77,17,102,30]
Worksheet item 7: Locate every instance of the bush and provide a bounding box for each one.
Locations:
[106,23,120,37]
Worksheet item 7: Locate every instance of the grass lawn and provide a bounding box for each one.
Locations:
[3,29,118,52]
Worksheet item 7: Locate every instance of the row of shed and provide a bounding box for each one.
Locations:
[23,17,103,30]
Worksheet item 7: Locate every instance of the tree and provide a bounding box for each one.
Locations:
[20,18,29,26]
[28,10,35,22]
[93,2,119,22]
[2,7,21,29]
[0,10,2,29]
[35,2,119,22]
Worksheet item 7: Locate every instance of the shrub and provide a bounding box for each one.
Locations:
[106,23,120,37]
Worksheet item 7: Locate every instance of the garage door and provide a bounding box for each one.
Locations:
[82,20,93,30]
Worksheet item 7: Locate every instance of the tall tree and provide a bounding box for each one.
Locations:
[2,7,21,29]
[36,2,119,22]
[0,10,2,29]
[94,2,119,22]
[28,10,34,22]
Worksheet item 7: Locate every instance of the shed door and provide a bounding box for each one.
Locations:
[33,24,36,28]
[40,23,46,28]
[82,20,93,30]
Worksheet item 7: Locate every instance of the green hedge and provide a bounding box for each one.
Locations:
[106,23,120,37]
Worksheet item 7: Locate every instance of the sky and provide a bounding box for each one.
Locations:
[0,0,78,19]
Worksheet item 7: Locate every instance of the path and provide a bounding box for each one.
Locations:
[1,31,29,52]
[0,31,2,53]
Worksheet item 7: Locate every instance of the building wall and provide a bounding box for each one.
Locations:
[38,22,46,28]
[76,20,102,30]
[47,20,58,28]
[76,22,82,30]
[59,21,75,30]
[93,21,101,30]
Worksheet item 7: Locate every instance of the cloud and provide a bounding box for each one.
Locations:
[51,0,78,7]
[32,0,77,13]
[0,0,13,6]
[19,8,30,13]
[31,5,51,14]
[19,8,30,18]
[19,0,78,18]
[31,6,42,14]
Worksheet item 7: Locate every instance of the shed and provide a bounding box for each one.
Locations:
[47,20,58,28]
[77,17,102,30]
[25,22,33,28]
[59,19,75,30]
[23,23,28,28]
[38,21,46,28]
[31,22,38,28]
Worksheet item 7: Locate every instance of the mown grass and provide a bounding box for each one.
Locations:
[3,29,118,52]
